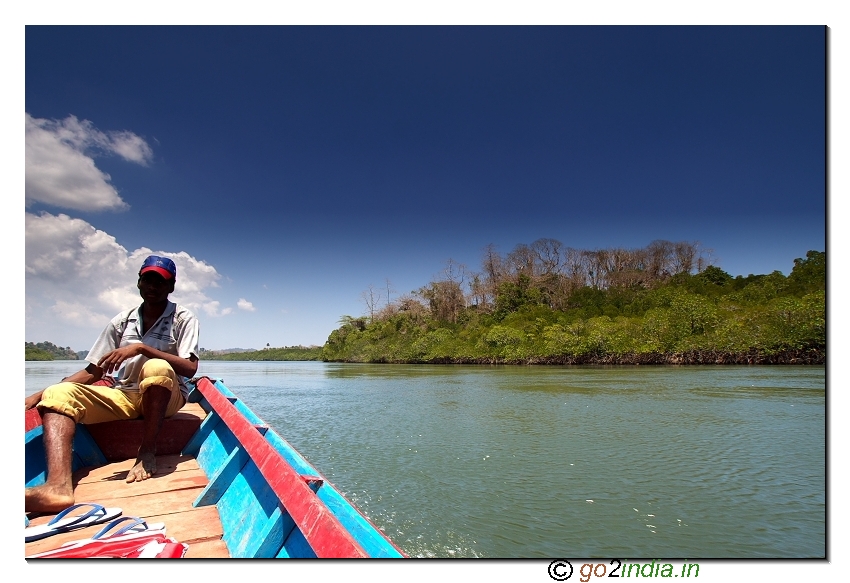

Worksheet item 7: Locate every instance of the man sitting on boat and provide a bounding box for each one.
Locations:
[25,255,200,514]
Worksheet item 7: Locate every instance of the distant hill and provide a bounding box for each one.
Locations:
[199,347,257,355]
[202,346,322,361]
[26,341,80,361]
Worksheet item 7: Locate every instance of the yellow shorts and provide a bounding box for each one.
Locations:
[37,358,185,424]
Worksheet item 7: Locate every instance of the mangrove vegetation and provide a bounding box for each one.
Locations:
[322,241,825,365]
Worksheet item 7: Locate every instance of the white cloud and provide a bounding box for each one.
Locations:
[50,300,114,329]
[25,113,153,212]
[26,212,225,348]
[197,300,235,318]
[237,298,256,312]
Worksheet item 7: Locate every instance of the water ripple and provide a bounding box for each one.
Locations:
[167,361,825,558]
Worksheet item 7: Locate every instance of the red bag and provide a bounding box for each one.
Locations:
[27,518,188,559]
[28,534,187,558]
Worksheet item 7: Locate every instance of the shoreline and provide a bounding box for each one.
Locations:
[323,348,825,366]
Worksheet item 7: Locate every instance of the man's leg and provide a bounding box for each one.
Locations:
[24,411,76,513]
[126,384,170,483]
[26,381,139,512]
[126,359,184,483]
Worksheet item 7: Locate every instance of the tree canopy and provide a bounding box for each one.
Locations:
[323,240,825,365]
[25,341,80,361]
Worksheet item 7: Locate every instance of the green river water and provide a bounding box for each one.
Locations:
[26,361,825,559]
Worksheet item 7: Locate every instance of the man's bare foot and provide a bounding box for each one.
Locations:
[25,484,74,514]
[126,451,157,483]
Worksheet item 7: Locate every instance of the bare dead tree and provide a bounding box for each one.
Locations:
[418,280,465,323]
[442,258,467,287]
[395,294,429,318]
[631,247,649,273]
[583,250,606,289]
[480,244,506,309]
[384,278,396,307]
[696,246,716,272]
[412,259,471,324]
[647,240,675,281]
[524,238,564,308]
[360,284,381,321]
[563,247,588,287]
[482,244,504,284]
[672,241,698,274]
[469,273,487,308]
[531,238,564,276]
[506,244,537,279]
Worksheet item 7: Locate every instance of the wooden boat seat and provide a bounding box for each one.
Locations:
[84,402,207,461]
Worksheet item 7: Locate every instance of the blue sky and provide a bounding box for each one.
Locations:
[23,23,827,352]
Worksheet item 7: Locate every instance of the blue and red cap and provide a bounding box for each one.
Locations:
[139,255,177,280]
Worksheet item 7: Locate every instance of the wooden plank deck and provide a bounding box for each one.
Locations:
[25,403,230,559]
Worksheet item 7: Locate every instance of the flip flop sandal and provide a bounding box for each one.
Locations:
[92,516,165,540]
[25,503,122,543]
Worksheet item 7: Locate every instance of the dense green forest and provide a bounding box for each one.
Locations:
[25,341,80,361]
[322,241,825,365]
[202,346,323,361]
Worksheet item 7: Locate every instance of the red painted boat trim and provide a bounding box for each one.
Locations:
[25,408,42,432]
[194,377,369,558]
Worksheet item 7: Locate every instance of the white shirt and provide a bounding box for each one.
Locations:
[86,301,200,398]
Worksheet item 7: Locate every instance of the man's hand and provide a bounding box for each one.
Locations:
[25,391,43,411]
[97,345,144,375]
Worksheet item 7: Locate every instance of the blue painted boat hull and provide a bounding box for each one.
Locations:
[25,376,405,558]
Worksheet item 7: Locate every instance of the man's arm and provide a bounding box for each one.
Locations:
[96,344,199,378]
[24,363,104,411]
[62,363,105,385]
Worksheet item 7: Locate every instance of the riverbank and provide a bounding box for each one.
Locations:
[325,348,825,365]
